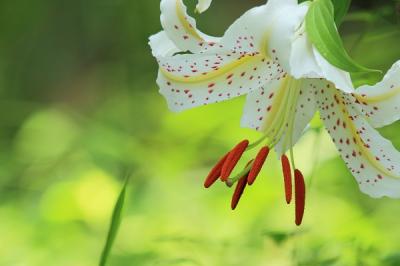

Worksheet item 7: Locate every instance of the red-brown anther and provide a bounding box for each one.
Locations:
[204,152,230,188]
[281,155,292,204]
[247,146,270,185]
[231,176,248,210]
[294,169,306,226]
[220,140,249,181]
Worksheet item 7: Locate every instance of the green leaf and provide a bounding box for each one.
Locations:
[305,0,380,74]
[331,0,351,25]
[99,177,129,266]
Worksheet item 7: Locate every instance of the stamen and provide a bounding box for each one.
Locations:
[246,134,269,151]
[231,176,248,210]
[221,140,249,181]
[247,146,270,185]
[225,179,234,188]
[294,169,306,226]
[226,159,254,184]
[281,154,292,204]
[204,152,230,188]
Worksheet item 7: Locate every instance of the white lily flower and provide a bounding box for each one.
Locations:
[149,0,400,225]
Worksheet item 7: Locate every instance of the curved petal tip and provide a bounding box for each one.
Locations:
[195,0,212,13]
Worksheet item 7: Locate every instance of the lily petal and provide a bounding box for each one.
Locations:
[290,30,322,79]
[312,47,354,93]
[352,60,400,128]
[195,0,212,14]
[160,0,220,53]
[267,1,308,72]
[149,31,179,57]
[240,78,286,132]
[157,50,282,112]
[274,79,319,155]
[219,0,305,61]
[241,77,317,155]
[156,1,304,112]
[316,82,400,198]
[288,2,354,93]
[290,30,354,93]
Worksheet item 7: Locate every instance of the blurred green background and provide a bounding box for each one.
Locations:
[1,0,400,265]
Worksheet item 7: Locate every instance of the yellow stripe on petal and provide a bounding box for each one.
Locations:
[336,92,400,179]
[262,76,291,133]
[316,82,400,197]
[160,54,265,84]
[260,76,304,147]
[354,86,400,104]
[176,0,203,41]
[352,62,400,128]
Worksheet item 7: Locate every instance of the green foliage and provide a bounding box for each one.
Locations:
[100,177,129,266]
[301,0,352,25]
[332,0,352,25]
[306,0,379,74]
